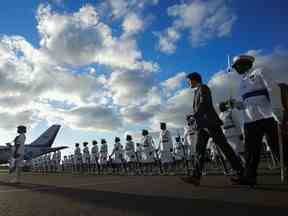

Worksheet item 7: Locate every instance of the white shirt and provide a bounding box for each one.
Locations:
[83,146,90,157]
[14,134,26,156]
[91,145,99,157]
[142,135,155,152]
[159,130,173,151]
[239,67,275,123]
[125,141,135,154]
[100,143,108,155]
[74,147,82,159]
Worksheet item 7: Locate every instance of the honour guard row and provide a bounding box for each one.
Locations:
[10,54,287,186]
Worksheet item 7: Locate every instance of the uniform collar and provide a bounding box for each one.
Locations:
[191,83,201,91]
[242,68,254,78]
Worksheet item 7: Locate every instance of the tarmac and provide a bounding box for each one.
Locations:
[0,172,287,216]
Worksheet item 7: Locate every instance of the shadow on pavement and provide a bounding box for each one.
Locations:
[0,181,287,216]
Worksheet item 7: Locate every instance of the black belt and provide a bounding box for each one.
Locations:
[223,125,235,130]
[242,89,270,101]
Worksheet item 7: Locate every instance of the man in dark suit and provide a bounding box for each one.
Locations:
[182,72,243,186]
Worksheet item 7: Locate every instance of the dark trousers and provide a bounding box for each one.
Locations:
[194,125,243,178]
[244,118,280,179]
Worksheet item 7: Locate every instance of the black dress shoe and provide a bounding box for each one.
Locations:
[180,176,201,186]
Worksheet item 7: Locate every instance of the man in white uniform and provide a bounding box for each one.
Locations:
[142,130,156,174]
[100,139,108,174]
[159,123,174,174]
[10,125,26,183]
[231,55,280,186]
[183,117,198,160]
[62,155,68,172]
[74,143,82,172]
[135,143,143,174]
[110,137,124,174]
[91,140,100,174]
[125,135,136,175]
[52,151,58,172]
[219,102,244,162]
[82,142,90,172]
[174,136,186,172]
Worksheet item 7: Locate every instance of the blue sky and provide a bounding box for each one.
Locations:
[1,0,287,80]
[0,0,287,155]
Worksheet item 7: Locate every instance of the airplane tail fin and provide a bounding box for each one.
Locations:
[29,125,61,148]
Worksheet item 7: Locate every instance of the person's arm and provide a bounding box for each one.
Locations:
[110,146,116,157]
[193,85,212,119]
[14,135,25,158]
[258,67,277,92]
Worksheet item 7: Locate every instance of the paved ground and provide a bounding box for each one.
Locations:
[0,172,287,216]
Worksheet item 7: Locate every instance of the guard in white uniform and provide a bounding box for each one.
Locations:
[141,130,156,174]
[69,155,74,173]
[82,142,91,172]
[174,136,186,171]
[219,102,244,161]
[46,153,52,173]
[74,143,82,172]
[183,117,197,159]
[62,156,68,172]
[159,123,174,174]
[110,137,124,174]
[135,143,143,174]
[56,150,62,172]
[91,140,100,174]
[52,151,58,172]
[100,139,108,174]
[125,135,136,174]
[231,54,280,186]
[10,125,26,183]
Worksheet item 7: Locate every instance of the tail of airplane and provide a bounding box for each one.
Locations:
[29,125,61,148]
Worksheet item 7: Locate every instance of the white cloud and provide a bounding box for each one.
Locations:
[161,72,186,96]
[151,88,194,129]
[122,13,144,37]
[61,105,122,131]
[156,27,181,54]
[108,69,155,106]
[157,0,237,54]
[119,86,162,123]
[0,34,116,132]
[37,4,153,71]
[104,0,158,19]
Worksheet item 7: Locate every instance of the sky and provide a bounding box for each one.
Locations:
[0,0,287,155]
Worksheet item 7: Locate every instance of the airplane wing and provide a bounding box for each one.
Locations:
[0,146,10,151]
[46,146,68,154]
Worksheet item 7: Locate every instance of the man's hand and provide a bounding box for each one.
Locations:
[231,100,244,110]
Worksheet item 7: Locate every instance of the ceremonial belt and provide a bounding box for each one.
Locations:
[223,125,235,130]
[242,89,270,101]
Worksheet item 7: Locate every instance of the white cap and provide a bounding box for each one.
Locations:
[232,55,255,67]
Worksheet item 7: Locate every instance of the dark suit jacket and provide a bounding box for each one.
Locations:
[191,84,223,128]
